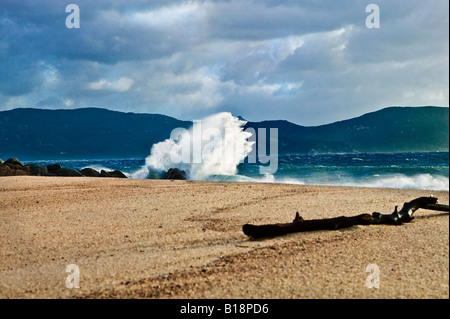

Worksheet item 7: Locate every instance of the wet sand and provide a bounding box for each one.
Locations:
[0,176,448,298]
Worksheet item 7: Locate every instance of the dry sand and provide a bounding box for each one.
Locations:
[0,176,448,299]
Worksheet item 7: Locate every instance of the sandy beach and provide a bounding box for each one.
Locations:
[0,176,448,299]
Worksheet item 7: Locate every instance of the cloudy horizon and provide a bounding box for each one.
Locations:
[0,0,448,125]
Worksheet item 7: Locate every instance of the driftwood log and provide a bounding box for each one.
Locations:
[243,196,449,239]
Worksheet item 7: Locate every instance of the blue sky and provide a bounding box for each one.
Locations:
[0,0,448,125]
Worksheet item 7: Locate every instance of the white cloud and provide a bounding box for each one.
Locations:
[144,68,229,110]
[129,2,206,29]
[89,77,134,92]
[64,99,74,107]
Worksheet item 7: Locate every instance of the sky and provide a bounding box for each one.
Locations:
[0,0,448,125]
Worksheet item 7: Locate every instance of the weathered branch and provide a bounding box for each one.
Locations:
[243,196,449,239]
[423,203,450,212]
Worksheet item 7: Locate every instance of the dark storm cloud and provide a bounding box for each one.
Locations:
[0,0,448,124]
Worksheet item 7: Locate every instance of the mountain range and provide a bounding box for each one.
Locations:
[0,106,448,160]
[245,106,449,154]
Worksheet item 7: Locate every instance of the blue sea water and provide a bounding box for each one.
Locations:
[25,152,449,191]
[237,152,449,190]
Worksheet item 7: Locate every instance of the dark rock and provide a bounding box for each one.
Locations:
[0,164,31,176]
[100,170,111,178]
[3,163,18,170]
[162,168,187,180]
[25,164,48,176]
[5,157,24,167]
[0,164,13,176]
[16,166,31,175]
[47,164,62,174]
[56,168,84,177]
[100,170,127,178]
[109,170,127,178]
[80,168,100,177]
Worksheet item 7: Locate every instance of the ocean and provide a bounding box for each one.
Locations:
[25,151,449,191]
[21,113,449,191]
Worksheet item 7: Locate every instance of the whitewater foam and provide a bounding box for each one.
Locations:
[132,112,254,180]
[355,174,449,191]
[260,173,449,191]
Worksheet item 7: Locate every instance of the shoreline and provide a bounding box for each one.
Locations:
[0,176,448,298]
